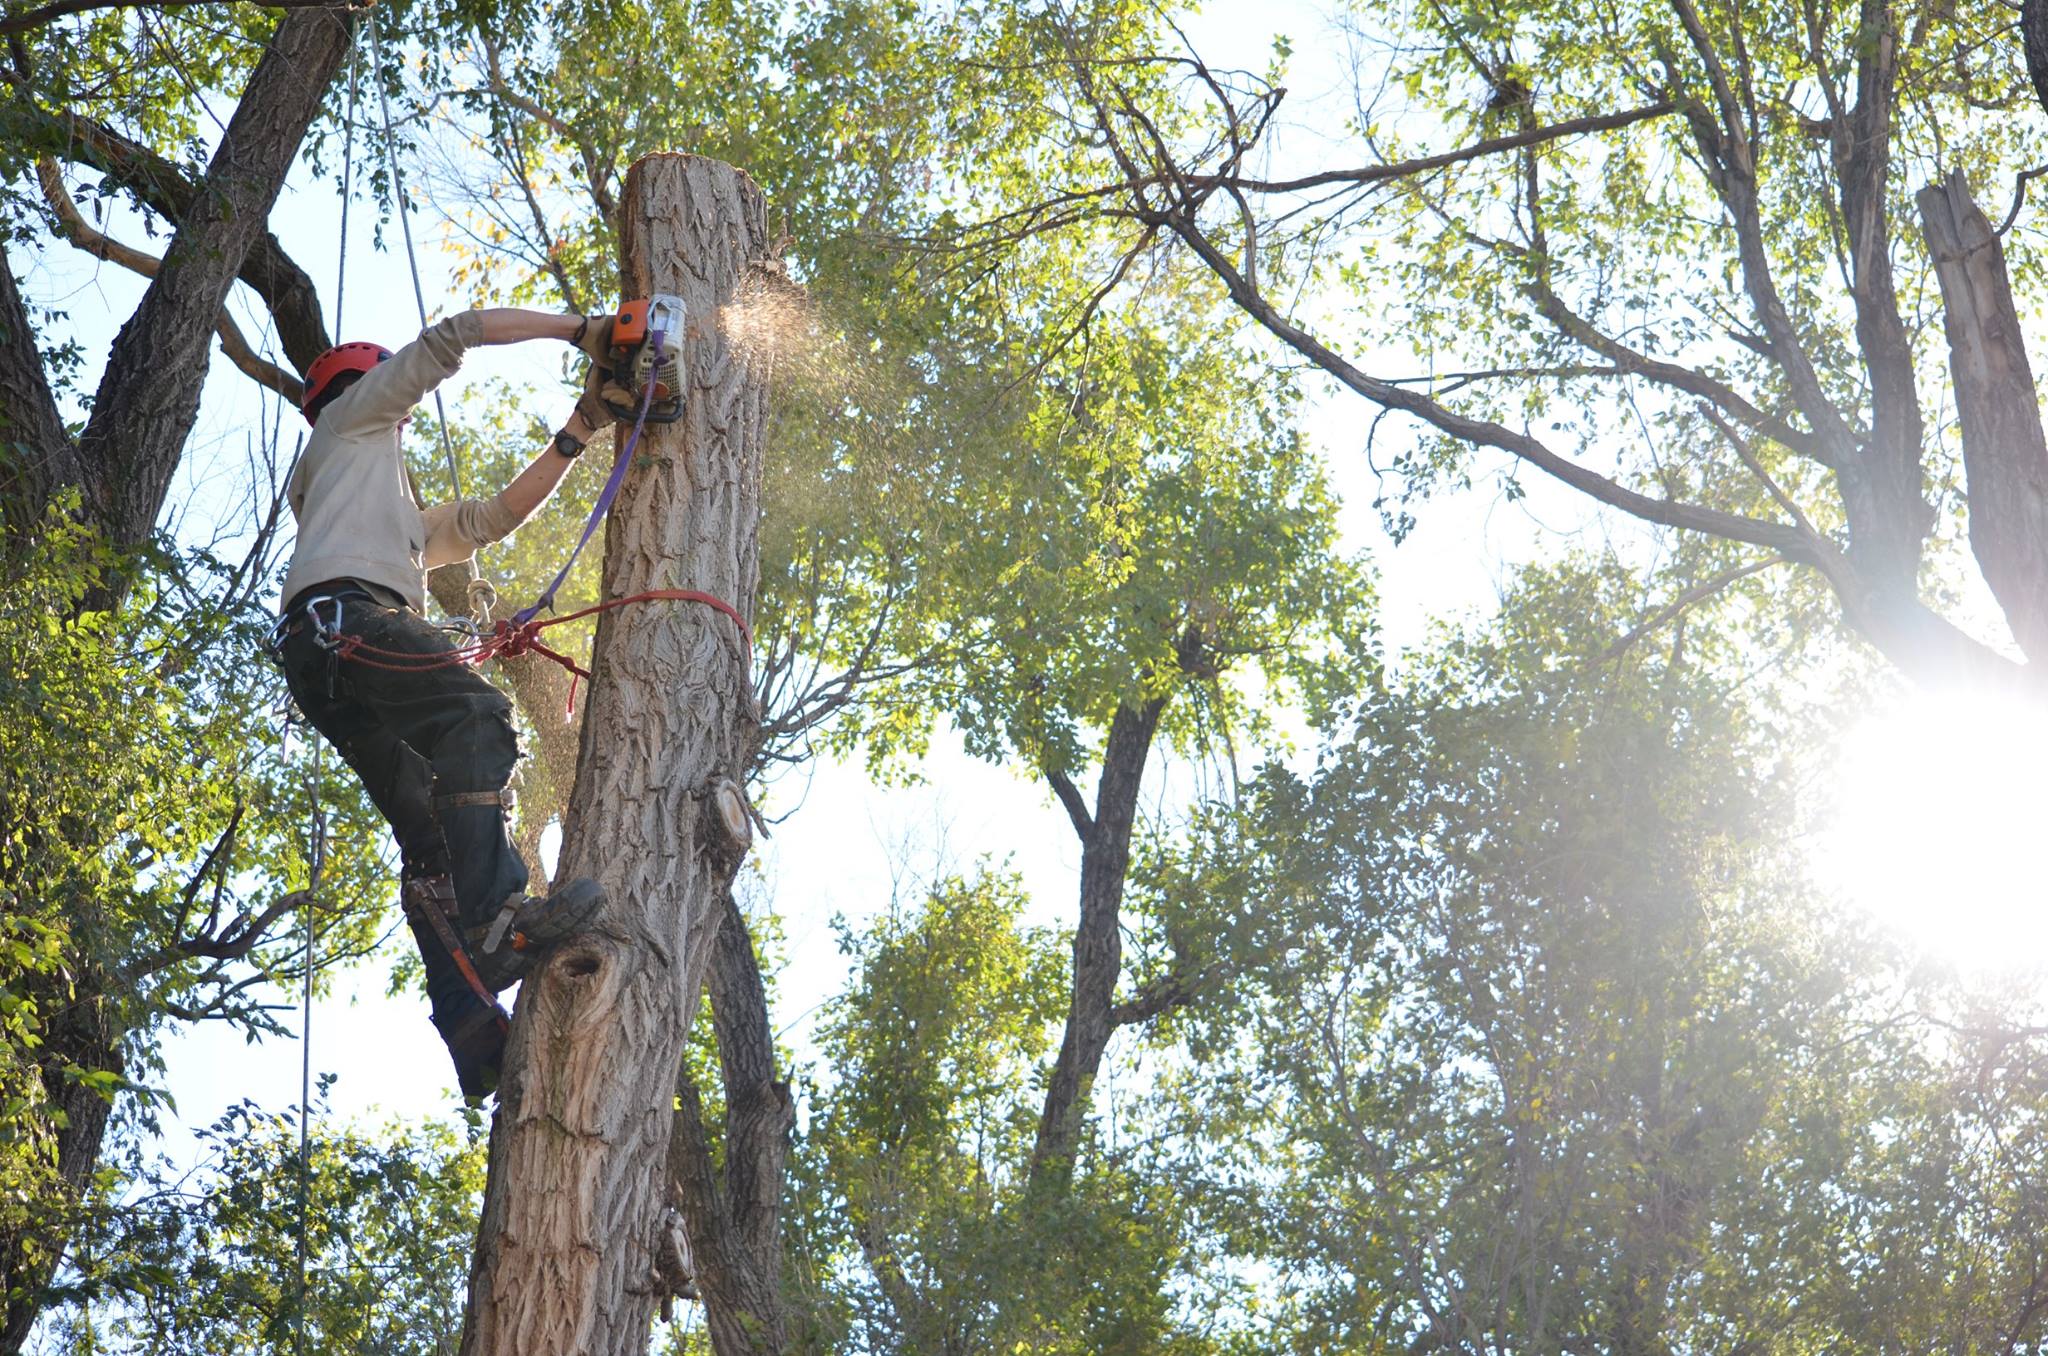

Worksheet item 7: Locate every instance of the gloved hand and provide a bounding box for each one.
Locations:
[573,361,618,432]
[571,313,615,368]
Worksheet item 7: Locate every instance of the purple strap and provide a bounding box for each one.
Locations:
[515,332,668,625]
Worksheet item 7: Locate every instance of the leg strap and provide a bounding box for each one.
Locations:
[403,875,509,1026]
[433,789,509,811]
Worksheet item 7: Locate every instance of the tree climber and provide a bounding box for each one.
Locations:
[269,307,620,1099]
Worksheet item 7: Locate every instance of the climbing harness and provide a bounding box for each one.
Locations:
[303,584,750,714]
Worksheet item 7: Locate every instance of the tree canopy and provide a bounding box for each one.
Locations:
[8,0,2048,1353]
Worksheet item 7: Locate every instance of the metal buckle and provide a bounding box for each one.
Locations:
[481,902,520,954]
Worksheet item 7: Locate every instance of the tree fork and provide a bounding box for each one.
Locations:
[460,154,770,1356]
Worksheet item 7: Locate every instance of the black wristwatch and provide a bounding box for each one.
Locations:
[552,427,586,459]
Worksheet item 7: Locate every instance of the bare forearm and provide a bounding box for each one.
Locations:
[474,307,582,346]
[497,408,603,520]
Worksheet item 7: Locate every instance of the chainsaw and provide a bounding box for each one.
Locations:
[602,293,685,424]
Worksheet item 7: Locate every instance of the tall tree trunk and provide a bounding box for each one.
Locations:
[0,15,353,1349]
[1917,171,2048,666]
[1030,696,1167,1186]
[69,4,356,551]
[461,154,770,1356]
[669,889,794,1356]
[0,238,74,523]
[2025,0,2048,119]
[0,982,118,1353]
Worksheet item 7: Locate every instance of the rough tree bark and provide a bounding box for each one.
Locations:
[0,12,354,1349]
[1918,172,2048,667]
[69,5,355,551]
[2026,0,2048,120]
[669,889,794,1356]
[0,985,118,1352]
[461,153,770,1356]
[1030,694,1168,1185]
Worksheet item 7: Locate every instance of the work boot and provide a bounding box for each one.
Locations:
[465,876,608,991]
[432,1000,509,1101]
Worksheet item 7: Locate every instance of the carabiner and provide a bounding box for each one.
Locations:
[306,595,347,650]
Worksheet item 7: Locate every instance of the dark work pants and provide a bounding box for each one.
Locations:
[274,593,529,1042]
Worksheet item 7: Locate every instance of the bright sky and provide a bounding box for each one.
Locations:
[25,0,2029,1203]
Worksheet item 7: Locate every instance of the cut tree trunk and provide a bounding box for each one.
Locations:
[461,154,770,1356]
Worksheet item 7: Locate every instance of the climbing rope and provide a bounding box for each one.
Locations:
[290,22,366,1350]
[317,587,750,715]
[292,735,325,1356]
[332,36,360,336]
[366,6,462,498]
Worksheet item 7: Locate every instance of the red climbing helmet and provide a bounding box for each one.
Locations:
[301,341,392,424]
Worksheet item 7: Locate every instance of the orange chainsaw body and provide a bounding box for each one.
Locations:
[605,294,685,423]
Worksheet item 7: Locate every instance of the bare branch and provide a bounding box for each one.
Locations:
[1662,16,1861,465]
[123,890,314,983]
[1046,766,1094,843]
[11,101,332,372]
[1602,556,1789,661]
[1997,164,2048,237]
[1109,967,1199,1027]
[1523,268,1831,465]
[1701,405,1820,537]
[1160,195,1811,556]
[1670,0,1750,160]
[1213,102,1674,196]
[479,35,617,228]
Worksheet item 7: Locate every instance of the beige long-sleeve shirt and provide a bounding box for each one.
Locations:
[281,312,529,612]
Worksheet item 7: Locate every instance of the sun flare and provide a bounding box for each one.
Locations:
[1821,690,2048,971]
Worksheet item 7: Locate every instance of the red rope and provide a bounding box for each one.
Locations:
[326,588,750,714]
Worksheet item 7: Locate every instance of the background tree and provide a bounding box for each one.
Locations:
[46,1094,483,1355]
[1141,564,2048,1353]
[997,0,2048,685]
[793,869,1207,1356]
